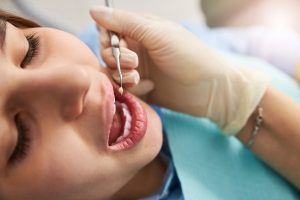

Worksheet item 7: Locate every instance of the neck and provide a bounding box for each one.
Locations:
[111,155,167,200]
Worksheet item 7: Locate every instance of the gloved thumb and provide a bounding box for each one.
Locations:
[90,6,152,44]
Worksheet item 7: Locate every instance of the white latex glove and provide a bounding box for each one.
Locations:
[96,24,155,99]
[90,6,270,135]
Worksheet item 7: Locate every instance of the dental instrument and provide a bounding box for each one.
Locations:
[105,0,123,95]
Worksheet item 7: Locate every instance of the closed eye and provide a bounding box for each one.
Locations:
[21,33,40,68]
[9,114,32,165]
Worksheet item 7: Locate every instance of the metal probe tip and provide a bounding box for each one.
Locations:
[118,87,123,95]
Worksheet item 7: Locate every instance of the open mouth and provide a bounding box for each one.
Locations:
[108,87,147,151]
[109,100,131,145]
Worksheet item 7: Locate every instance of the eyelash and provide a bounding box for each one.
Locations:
[9,114,31,165]
[21,33,40,68]
[8,33,40,165]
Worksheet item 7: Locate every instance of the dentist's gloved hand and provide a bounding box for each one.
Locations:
[90,6,270,135]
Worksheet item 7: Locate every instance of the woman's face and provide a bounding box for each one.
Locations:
[0,21,163,200]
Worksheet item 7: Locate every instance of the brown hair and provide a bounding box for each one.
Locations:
[0,9,40,28]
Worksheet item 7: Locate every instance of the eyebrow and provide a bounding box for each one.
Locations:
[0,19,7,51]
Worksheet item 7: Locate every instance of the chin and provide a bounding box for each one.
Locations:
[110,100,164,196]
[133,99,164,168]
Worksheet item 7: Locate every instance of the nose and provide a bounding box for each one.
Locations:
[15,66,90,121]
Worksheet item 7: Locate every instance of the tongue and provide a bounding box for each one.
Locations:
[109,103,125,145]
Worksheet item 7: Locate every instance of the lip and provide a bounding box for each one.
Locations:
[106,83,148,151]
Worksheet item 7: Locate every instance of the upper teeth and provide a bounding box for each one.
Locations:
[113,102,116,114]
[121,103,132,138]
[114,103,132,144]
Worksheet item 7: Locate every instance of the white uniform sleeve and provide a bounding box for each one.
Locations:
[212,26,300,77]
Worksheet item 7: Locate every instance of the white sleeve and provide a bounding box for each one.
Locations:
[212,26,300,77]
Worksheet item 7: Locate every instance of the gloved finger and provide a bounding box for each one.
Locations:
[90,6,153,44]
[141,13,161,21]
[97,26,110,49]
[127,79,155,97]
[102,47,139,69]
[98,26,128,49]
[110,69,140,87]
[119,38,128,48]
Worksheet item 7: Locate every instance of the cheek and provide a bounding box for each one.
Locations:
[6,131,123,200]
[34,133,119,198]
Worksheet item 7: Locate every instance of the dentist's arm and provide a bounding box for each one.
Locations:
[91,7,300,189]
[237,87,300,188]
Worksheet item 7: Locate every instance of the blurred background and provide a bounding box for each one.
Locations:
[1,0,300,34]
[2,0,300,82]
[0,0,205,34]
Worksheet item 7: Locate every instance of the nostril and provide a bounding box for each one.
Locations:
[58,67,91,121]
[64,84,90,121]
[81,82,90,115]
[61,94,86,121]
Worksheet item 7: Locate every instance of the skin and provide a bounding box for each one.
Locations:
[237,87,300,189]
[0,22,165,200]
